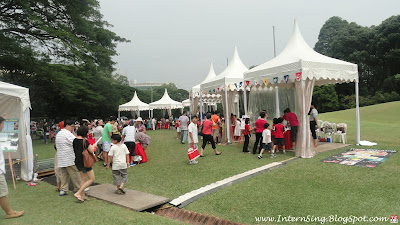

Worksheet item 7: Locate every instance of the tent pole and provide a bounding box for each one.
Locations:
[301,78,306,158]
[243,85,248,115]
[225,85,231,144]
[355,81,361,145]
[275,87,280,118]
[236,94,240,118]
[200,91,203,123]
[118,111,120,120]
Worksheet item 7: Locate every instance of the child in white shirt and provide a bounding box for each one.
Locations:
[107,134,130,194]
[187,116,199,165]
[258,123,274,159]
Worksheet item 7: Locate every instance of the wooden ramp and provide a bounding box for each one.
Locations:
[86,184,170,212]
[170,159,297,208]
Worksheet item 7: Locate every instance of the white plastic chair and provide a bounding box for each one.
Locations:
[333,123,347,144]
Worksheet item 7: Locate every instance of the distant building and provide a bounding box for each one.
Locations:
[129,79,165,90]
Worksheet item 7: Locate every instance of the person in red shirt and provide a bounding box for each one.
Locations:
[252,112,267,154]
[272,117,286,154]
[200,113,221,157]
[283,108,299,150]
[242,118,253,153]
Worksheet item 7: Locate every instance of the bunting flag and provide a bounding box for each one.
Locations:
[263,78,268,86]
[239,82,243,88]
[255,81,259,85]
[295,72,302,81]
[284,75,289,83]
[234,83,238,88]
[228,84,231,90]
[217,87,220,91]
[213,89,216,93]
[245,80,250,86]
[222,86,225,91]
[273,77,278,84]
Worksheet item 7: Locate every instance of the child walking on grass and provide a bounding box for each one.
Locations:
[188,116,199,165]
[243,118,253,153]
[258,123,273,159]
[272,117,286,154]
[107,134,130,195]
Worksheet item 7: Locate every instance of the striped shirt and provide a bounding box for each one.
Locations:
[56,129,76,168]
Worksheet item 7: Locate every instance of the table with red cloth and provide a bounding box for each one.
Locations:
[278,130,292,150]
[134,143,147,163]
[164,123,169,129]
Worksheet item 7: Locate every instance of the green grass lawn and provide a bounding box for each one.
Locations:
[184,101,400,224]
[2,182,184,225]
[318,101,400,147]
[5,102,399,224]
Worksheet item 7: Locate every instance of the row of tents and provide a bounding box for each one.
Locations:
[189,20,361,158]
[0,20,361,181]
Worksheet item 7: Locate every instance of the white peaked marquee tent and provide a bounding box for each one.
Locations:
[182,99,191,107]
[149,89,183,116]
[191,63,222,116]
[201,47,248,143]
[243,20,360,158]
[0,81,33,181]
[118,91,150,118]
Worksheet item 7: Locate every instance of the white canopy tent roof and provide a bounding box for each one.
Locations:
[192,63,222,100]
[149,89,183,110]
[201,46,248,92]
[118,91,149,111]
[244,21,358,88]
[243,20,360,158]
[0,81,33,181]
[182,99,191,107]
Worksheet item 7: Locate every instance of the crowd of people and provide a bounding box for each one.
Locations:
[173,103,318,162]
[50,116,152,202]
[0,103,318,219]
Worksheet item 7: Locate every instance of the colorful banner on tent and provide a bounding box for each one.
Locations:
[255,81,259,86]
[322,148,397,168]
[273,77,278,84]
[263,78,268,86]
[295,72,302,81]
[0,118,19,152]
[227,84,231,90]
[245,80,250,86]
[239,82,243,88]
[284,75,289,83]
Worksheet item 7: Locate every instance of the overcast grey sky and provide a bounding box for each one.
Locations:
[98,0,399,90]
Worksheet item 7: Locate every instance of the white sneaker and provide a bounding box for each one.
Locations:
[84,187,90,192]
[283,150,286,154]
[59,190,67,196]
[270,154,276,158]
[189,160,198,165]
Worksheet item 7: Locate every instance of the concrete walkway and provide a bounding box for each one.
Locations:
[170,158,297,208]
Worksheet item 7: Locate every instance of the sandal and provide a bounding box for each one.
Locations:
[215,152,222,155]
[119,188,126,194]
[115,189,123,195]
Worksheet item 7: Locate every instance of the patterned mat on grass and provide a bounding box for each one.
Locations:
[322,148,397,168]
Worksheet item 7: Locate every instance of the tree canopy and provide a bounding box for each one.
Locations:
[313,15,400,112]
[0,0,189,119]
